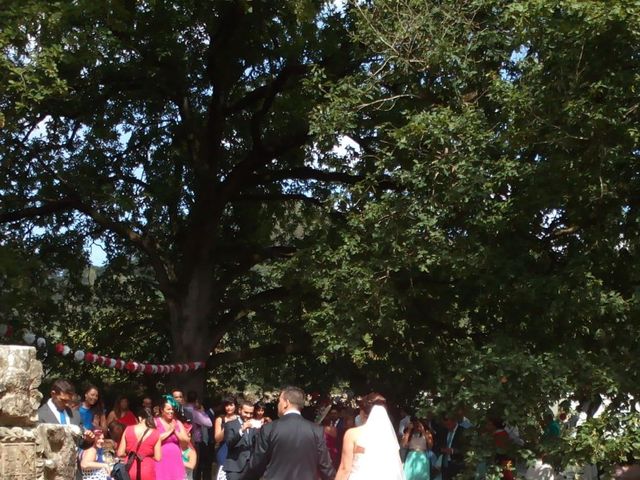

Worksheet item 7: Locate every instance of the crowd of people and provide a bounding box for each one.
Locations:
[37,377,594,480]
[39,379,416,480]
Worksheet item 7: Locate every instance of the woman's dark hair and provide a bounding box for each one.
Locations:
[135,407,156,429]
[83,384,104,414]
[360,392,387,416]
[222,396,236,407]
[112,395,129,417]
[254,401,266,411]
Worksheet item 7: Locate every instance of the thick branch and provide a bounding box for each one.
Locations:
[202,3,247,173]
[74,202,175,296]
[209,287,291,346]
[2,195,176,296]
[0,197,79,224]
[218,129,310,204]
[214,247,297,304]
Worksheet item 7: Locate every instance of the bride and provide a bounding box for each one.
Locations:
[335,392,406,480]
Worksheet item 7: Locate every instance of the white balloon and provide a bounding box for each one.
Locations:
[23,332,36,344]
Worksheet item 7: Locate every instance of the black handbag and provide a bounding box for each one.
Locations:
[111,462,131,480]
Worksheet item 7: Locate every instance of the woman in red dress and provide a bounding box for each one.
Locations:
[107,396,138,427]
[117,408,161,480]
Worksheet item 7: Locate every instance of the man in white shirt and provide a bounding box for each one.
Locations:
[37,378,83,426]
[37,378,94,480]
[438,413,465,480]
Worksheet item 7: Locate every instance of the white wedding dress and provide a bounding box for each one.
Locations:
[348,405,406,480]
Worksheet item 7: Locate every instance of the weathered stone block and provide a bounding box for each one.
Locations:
[0,427,38,479]
[0,346,43,426]
[0,346,80,480]
[36,424,82,480]
[0,441,37,479]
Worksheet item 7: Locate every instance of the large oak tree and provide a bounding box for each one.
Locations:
[1,0,377,392]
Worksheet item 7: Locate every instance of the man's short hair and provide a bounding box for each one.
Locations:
[237,398,254,410]
[281,386,305,410]
[51,379,75,394]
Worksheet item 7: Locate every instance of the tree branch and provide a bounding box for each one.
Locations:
[252,166,400,191]
[263,166,364,184]
[207,340,312,368]
[231,193,322,206]
[213,246,297,300]
[209,287,291,346]
[217,128,310,204]
[0,197,80,224]
[73,202,175,296]
[249,63,308,153]
[215,244,297,261]
[550,225,580,238]
[226,63,309,115]
[202,2,247,173]
[2,195,176,297]
[220,287,290,320]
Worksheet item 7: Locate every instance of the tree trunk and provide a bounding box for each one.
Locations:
[166,263,216,398]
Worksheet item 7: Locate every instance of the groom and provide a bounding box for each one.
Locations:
[220,399,258,480]
[242,386,335,480]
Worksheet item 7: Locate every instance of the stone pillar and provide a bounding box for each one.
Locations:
[0,345,80,480]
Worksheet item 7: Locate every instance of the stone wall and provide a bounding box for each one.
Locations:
[0,345,80,480]
[0,344,42,426]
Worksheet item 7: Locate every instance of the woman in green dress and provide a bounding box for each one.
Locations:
[402,419,439,480]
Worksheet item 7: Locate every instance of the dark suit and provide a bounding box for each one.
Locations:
[222,418,256,480]
[243,412,335,480]
[436,426,466,480]
[37,402,83,426]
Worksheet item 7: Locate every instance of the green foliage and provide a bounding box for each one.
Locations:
[2,2,640,472]
[0,0,370,394]
[298,0,640,472]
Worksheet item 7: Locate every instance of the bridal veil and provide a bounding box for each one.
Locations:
[354,405,406,480]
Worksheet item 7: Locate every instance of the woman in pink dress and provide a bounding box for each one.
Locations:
[117,409,161,480]
[155,398,189,480]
